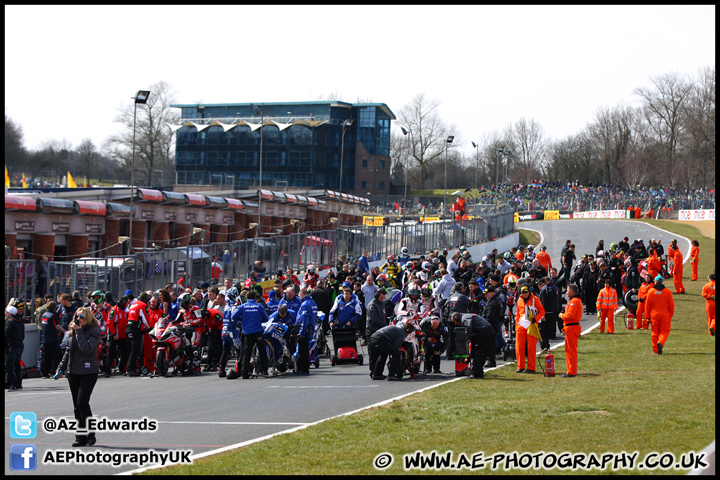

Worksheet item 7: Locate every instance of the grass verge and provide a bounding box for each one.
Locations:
[518,229,541,248]
[149,220,715,475]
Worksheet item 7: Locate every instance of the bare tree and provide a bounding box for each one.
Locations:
[5,115,29,175]
[681,66,715,188]
[509,117,547,183]
[75,138,101,184]
[104,80,180,188]
[634,72,692,187]
[547,132,600,185]
[395,93,459,189]
[35,138,75,184]
[315,91,343,101]
[588,104,637,184]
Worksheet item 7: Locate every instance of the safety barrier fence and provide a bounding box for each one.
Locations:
[5,206,514,316]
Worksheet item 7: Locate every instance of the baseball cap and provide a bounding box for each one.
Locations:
[483,285,495,294]
[6,306,17,315]
[342,281,352,289]
[200,282,210,289]
[520,286,530,293]
[654,275,664,283]
[125,289,133,296]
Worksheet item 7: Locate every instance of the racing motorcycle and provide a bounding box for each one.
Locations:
[150,316,197,377]
[392,311,426,378]
[250,321,292,376]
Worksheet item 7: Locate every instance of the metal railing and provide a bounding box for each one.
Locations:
[5,260,36,314]
[6,209,514,305]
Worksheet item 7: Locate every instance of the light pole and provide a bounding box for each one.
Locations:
[495,146,504,192]
[502,149,511,185]
[401,127,413,222]
[338,118,353,230]
[338,118,354,193]
[471,141,480,203]
[129,90,150,254]
[251,103,264,236]
[444,135,454,220]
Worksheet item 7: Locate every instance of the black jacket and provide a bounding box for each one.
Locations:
[624,265,640,291]
[482,294,504,333]
[459,314,495,338]
[311,287,333,317]
[539,282,560,314]
[445,293,471,316]
[366,298,387,337]
[453,267,473,285]
[419,317,448,351]
[5,315,25,351]
[59,324,101,375]
[583,266,600,297]
[370,324,406,351]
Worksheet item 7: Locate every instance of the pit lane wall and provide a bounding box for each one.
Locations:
[514,209,716,222]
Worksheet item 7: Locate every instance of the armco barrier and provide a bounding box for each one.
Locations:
[515,211,543,222]
[678,209,715,221]
[515,210,574,222]
[573,210,626,219]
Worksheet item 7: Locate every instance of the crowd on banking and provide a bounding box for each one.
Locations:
[5,235,715,389]
[368,182,715,215]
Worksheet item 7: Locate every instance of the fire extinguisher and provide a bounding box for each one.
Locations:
[626,311,635,330]
[544,352,555,377]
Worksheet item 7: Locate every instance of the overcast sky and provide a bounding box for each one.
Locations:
[5,5,715,158]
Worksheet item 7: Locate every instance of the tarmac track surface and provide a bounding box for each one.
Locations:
[4,220,688,475]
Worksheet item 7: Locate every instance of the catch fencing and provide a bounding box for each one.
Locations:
[5,206,514,310]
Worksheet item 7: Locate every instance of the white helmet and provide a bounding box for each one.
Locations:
[528,244,534,250]
[418,271,428,282]
[401,247,409,255]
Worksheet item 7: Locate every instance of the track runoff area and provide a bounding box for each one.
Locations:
[5,219,707,475]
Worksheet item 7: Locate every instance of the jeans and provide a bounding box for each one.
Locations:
[41,341,62,377]
[5,346,23,388]
[68,373,98,440]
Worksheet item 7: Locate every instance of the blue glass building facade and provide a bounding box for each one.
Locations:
[170,101,394,194]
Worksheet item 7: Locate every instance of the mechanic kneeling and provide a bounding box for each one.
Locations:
[368,323,414,381]
[419,315,447,374]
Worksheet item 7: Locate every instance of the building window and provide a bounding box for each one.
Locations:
[362,160,367,168]
[379,160,385,169]
[379,181,385,190]
[361,181,367,189]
